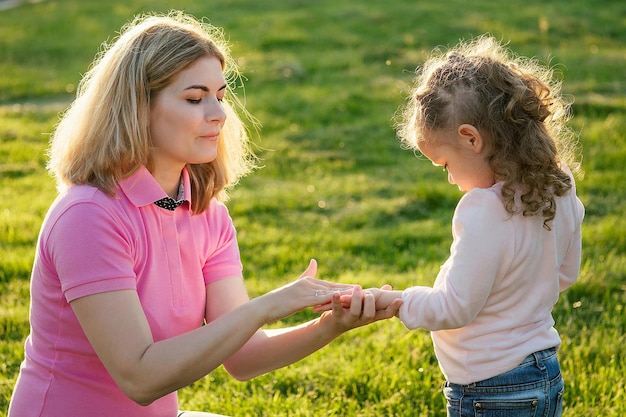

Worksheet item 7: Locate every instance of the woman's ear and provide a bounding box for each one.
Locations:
[457,124,484,154]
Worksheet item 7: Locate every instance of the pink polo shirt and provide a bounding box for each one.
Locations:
[9,166,243,417]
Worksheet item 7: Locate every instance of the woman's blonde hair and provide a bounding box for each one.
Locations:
[397,35,581,229]
[47,11,256,213]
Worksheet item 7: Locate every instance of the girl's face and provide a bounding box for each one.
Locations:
[149,55,227,175]
[417,127,495,192]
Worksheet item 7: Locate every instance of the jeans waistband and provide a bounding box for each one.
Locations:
[445,347,559,389]
[520,346,558,367]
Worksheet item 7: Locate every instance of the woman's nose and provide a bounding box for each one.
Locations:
[206,98,226,123]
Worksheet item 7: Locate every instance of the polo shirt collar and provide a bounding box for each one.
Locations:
[118,165,192,212]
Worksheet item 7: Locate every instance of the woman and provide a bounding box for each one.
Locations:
[8,11,401,417]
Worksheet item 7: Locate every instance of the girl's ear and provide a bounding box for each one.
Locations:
[457,124,484,154]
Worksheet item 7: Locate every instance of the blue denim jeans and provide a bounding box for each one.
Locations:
[443,347,564,417]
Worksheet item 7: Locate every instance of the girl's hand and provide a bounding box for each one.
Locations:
[313,285,402,313]
[319,286,403,333]
[365,287,404,311]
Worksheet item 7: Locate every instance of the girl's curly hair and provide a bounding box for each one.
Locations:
[396,35,581,229]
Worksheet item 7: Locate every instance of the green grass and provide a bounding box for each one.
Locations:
[1,0,625,415]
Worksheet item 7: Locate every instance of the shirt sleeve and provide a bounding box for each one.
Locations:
[558,178,585,292]
[46,202,138,303]
[399,188,514,330]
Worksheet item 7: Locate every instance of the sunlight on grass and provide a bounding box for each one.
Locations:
[1,0,624,415]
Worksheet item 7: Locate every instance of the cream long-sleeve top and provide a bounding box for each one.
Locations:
[398,175,584,385]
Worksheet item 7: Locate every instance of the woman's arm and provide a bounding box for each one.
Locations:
[70,288,261,405]
[208,261,402,380]
[221,285,400,380]
[69,266,352,406]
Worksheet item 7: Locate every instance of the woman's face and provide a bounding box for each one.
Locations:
[149,55,227,175]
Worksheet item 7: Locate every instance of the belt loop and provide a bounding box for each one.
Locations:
[532,350,546,371]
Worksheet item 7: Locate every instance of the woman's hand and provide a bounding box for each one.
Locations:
[220,263,402,380]
[256,259,356,324]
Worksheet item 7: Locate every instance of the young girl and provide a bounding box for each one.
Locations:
[372,36,584,416]
[8,12,401,417]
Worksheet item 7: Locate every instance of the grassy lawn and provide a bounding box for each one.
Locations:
[1,0,624,415]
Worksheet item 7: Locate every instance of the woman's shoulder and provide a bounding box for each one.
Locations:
[43,185,133,236]
[199,198,234,225]
[50,185,122,214]
[186,198,235,234]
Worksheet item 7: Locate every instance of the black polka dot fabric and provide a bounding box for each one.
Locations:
[154,197,185,211]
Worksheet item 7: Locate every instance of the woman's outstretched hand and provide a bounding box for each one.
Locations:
[257,259,355,324]
[254,259,402,333]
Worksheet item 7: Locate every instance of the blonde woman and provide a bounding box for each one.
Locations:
[8,12,401,417]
